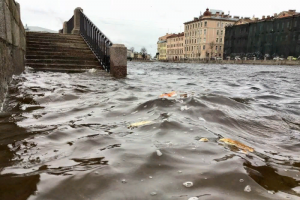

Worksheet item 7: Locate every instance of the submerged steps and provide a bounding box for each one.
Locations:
[25,32,102,72]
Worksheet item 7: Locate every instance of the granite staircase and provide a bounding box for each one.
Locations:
[26,32,101,72]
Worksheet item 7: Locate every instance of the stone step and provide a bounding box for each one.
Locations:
[26,59,100,65]
[25,32,104,72]
[31,68,104,73]
[26,46,90,52]
[27,43,89,49]
[25,63,102,70]
[26,50,94,57]
[26,37,85,43]
[26,54,97,60]
[27,40,87,46]
[26,32,82,38]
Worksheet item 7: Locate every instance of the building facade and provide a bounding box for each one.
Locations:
[183,8,238,60]
[166,32,185,61]
[224,11,300,58]
[157,33,172,60]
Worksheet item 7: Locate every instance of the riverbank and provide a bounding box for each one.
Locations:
[158,59,300,66]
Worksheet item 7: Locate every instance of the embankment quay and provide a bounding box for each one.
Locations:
[157,59,300,66]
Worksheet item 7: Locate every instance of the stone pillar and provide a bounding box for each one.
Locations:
[63,21,68,34]
[110,44,127,78]
[71,7,83,35]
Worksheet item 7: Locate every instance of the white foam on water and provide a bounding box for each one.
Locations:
[183,182,193,188]
[156,150,162,156]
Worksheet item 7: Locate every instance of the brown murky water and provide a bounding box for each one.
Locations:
[1,62,300,200]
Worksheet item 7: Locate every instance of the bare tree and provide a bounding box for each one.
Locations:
[209,42,216,59]
[141,47,147,59]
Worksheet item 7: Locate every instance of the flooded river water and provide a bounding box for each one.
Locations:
[1,62,300,200]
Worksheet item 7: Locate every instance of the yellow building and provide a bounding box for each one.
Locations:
[157,33,172,60]
[158,40,167,60]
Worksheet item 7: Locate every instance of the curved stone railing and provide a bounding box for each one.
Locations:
[62,8,127,78]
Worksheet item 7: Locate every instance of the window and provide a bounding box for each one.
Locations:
[221,23,224,28]
[221,30,223,35]
[203,45,206,50]
[216,46,218,50]
[287,22,290,28]
[200,30,202,35]
[220,38,222,43]
[217,22,220,27]
[201,22,203,27]
[220,46,221,50]
[204,38,206,42]
[295,21,298,28]
[204,29,206,35]
[204,21,207,27]
[282,22,284,30]
[216,38,219,42]
[217,30,219,35]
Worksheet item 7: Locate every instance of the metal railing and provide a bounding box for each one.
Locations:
[79,11,113,72]
[66,16,74,34]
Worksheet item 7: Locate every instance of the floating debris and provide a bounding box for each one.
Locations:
[160,91,177,98]
[150,192,157,196]
[219,138,254,153]
[239,179,244,182]
[180,93,188,98]
[181,106,190,111]
[188,197,199,200]
[156,150,163,157]
[244,185,251,192]
[88,68,97,73]
[121,179,127,184]
[183,181,193,188]
[199,138,209,142]
[128,121,152,129]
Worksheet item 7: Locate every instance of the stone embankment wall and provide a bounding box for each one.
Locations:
[0,0,25,105]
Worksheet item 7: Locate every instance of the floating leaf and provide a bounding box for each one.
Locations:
[128,121,152,129]
[199,138,209,142]
[160,91,177,98]
[219,138,254,153]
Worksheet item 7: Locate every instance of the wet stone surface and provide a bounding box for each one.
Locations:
[0,62,300,200]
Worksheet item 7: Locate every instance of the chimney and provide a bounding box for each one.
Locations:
[267,15,270,19]
[262,15,265,19]
[274,13,278,17]
[221,12,224,17]
[234,16,240,19]
[194,17,198,21]
[216,12,220,17]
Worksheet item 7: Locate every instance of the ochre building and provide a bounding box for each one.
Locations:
[166,32,185,61]
[183,8,238,60]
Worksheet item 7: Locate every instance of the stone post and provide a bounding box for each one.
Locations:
[110,44,127,78]
[71,7,83,35]
[63,21,68,34]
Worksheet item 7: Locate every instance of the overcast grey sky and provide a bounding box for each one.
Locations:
[18,0,300,56]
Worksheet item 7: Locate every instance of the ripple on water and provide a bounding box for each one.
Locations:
[0,64,300,200]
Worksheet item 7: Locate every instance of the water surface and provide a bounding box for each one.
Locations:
[1,62,300,200]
